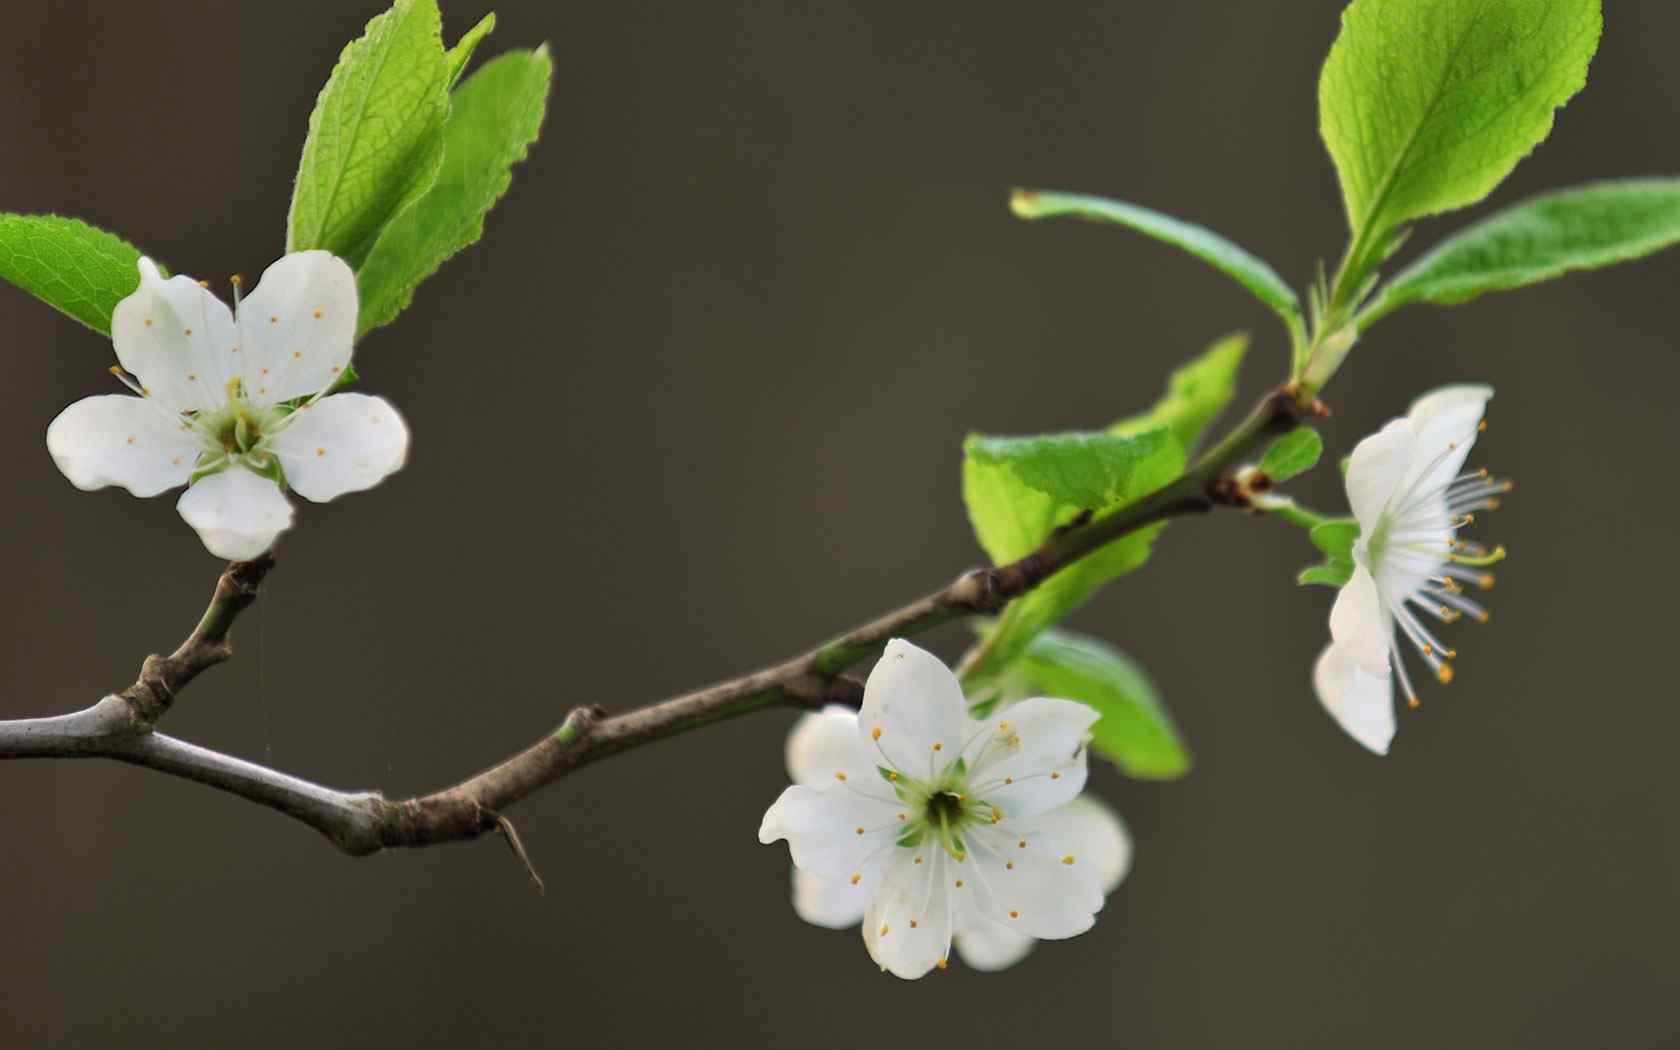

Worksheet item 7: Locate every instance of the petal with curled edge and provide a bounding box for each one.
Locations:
[864,849,955,979]
[111,258,237,415]
[758,785,904,883]
[1329,563,1390,676]
[1313,643,1396,755]
[175,465,295,560]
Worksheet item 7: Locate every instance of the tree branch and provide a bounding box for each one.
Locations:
[0,387,1308,866]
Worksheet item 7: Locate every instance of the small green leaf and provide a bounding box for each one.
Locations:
[1258,427,1323,484]
[960,336,1244,686]
[1363,178,1680,326]
[288,0,451,269]
[1011,189,1301,325]
[445,12,496,86]
[1110,331,1248,452]
[0,214,148,336]
[1299,518,1360,588]
[1298,562,1355,588]
[1310,519,1360,559]
[1320,0,1602,269]
[964,429,1181,510]
[357,46,553,337]
[1004,629,1189,780]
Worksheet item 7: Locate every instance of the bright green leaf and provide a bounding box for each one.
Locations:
[0,214,148,336]
[357,46,553,338]
[1320,0,1601,259]
[445,12,496,86]
[287,0,451,269]
[1110,331,1247,452]
[1363,178,1680,326]
[961,337,1246,685]
[964,429,1181,511]
[1298,518,1360,588]
[1011,189,1301,326]
[1299,562,1355,588]
[1003,629,1190,779]
[1258,427,1323,483]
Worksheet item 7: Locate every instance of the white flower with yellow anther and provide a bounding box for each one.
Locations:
[1314,384,1510,754]
[759,639,1130,978]
[46,252,409,560]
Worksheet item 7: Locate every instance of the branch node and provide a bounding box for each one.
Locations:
[496,815,546,895]
[949,567,1004,613]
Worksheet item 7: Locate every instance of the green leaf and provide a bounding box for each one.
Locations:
[1003,629,1189,780]
[0,215,148,336]
[445,12,496,86]
[1109,331,1248,452]
[961,336,1246,686]
[1258,427,1323,483]
[1299,518,1360,588]
[357,46,553,338]
[964,429,1182,510]
[1320,0,1601,255]
[287,0,451,269]
[1011,189,1301,324]
[1363,178,1680,326]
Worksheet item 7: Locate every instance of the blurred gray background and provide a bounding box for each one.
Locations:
[0,0,1675,1046]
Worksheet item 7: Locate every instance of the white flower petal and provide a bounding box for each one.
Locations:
[952,914,1037,972]
[791,867,871,930]
[267,393,409,502]
[965,697,1098,821]
[1313,643,1396,755]
[46,395,199,497]
[236,252,357,406]
[785,707,885,795]
[1398,383,1493,501]
[175,466,295,560]
[1329,564,1390,676]
[858,639,966,780]
[1025,796,1133,895]
[1343,416,1417,533]
[962,823,1103,941]
[758,785,905,882]
[864,849,955,979]
[111,258,238,414]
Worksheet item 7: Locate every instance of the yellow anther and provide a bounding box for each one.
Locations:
[1476,611,1491,623]
[1017,840,1027,849]
[887,772,898,782]
[313,308,323,319]
[1407,695,1421,710]
[1421,644,1432,656]
[1004,776,1013,785]
[914,856,923,865]
[184,328,193,336]
[230,275,242,287]
[997,722,1010,733]
[897,813,907,822]
[1009,910,1020,919]
[990,806,1002,824]
[871,727,881,741]
[909,920,918,929]
[1443,648,1458,659]
[125,435,136,445]
[1436,665,1454,685]
[1050,771,1061,780]
[1061,855,1075,866]
[1479,574,1495,589]
[270,315,279,325]
[834,772,847,782]
[143,318,153,327]
[1006,861,1014,870]
[879,924,889,937]
[1478,420,1487,433]
[936,956,947,971]
[292,351,303,359]
[932,742,943,752]
[849,873,860,886]
[197,280,209,288]
[855,827,865,836]
[1440,608,1461,623]
[954,879,964,888]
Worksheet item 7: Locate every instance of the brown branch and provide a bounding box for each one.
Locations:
[0,387,1308,869]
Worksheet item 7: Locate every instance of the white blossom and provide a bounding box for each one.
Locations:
[1314,384,1509,754]
[46,253,408,560]
[759,639,1130,978]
